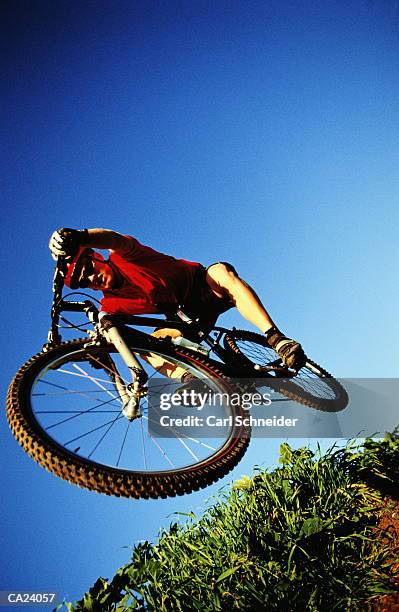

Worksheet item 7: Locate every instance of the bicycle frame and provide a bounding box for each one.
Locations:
[47,297,235,368]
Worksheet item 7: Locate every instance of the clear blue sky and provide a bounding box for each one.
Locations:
[2,0,398,608]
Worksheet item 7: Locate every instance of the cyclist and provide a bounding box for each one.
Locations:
[49,228,306,376]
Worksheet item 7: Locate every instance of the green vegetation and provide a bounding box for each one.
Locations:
[66,435,398,611]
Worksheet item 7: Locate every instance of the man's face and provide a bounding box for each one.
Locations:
[78,256,116,291]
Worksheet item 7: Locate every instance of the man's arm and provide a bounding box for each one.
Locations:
[49,227,135,260]
[84,228,134,252]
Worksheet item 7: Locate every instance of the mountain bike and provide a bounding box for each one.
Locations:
[6,260,348,499]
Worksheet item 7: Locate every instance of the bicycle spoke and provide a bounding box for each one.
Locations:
[74,352,131,387]
[141,413,217,452]
[73,363,122,403]
[177,437,199,462]
[37,379,72,391]
[140,418,147,470]
[64,414,124,447]
[116,421,131,467]
[148,435,176,468]
[142,403,200,462]
[37,410,120,414]
[37,373,123,407]
[33,389,120,396]
[57,368,117,385]
[44,394,125,431]
[88,413,122,460]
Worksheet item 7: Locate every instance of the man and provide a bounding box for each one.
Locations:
[49,227,306,376]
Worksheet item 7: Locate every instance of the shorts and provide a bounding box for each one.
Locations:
[181,262,236,338]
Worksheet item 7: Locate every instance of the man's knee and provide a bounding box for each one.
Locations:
[207,262,238,282]
[206,262,239,299]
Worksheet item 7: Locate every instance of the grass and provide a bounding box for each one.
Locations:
[63,433,399,611]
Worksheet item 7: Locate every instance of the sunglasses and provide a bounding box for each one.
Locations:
[76,257,96,288]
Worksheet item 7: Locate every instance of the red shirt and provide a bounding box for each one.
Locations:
[100,236,202,314]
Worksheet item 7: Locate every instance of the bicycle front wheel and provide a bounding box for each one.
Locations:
[224,330,348,412]
[7,337,249,499]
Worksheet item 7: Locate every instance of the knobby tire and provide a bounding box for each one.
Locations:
[7,338,250,499]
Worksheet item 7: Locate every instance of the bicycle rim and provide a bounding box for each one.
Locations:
[224,330,348,412]
[7,338,249,498]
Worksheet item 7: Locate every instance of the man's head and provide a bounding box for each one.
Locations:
[64,247,117,291]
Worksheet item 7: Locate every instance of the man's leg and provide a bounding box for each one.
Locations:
[205,263,276,334]
[147,328,209,389]
[205,263,306,369]
[145,328,187,379]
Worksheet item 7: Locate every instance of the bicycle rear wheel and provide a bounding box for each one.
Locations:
[224,330,348,412]
[7,337,249,498]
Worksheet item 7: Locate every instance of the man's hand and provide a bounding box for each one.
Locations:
[49,228,88,261]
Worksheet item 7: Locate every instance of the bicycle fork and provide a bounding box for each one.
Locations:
[98,314,148,421]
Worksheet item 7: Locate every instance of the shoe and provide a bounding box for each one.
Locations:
[266,328,307,370]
